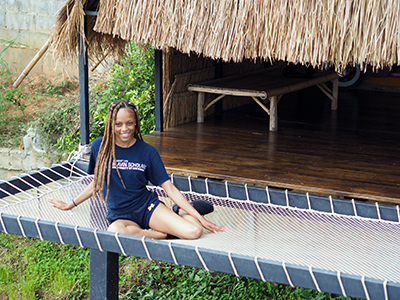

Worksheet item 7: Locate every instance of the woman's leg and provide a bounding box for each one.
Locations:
[149,202,203,240]
[108,219,167,239]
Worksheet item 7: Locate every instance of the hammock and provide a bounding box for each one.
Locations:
[0,161,399,300]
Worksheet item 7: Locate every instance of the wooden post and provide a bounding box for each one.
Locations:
[197,92,205,123]
[269,96,278,131]
[13,38,50,88]
[90,249,119,300]
[331,78,339,110]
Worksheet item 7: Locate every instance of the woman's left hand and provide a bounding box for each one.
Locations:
[199,217,228,233]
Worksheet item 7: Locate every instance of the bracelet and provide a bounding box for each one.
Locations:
[72,199,78,207]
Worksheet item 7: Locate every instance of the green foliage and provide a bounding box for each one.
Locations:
[31,96,80,156]
[0,40,29,147]
[0,39,27,117]
[0,234,90,299]
[0,234,361,300]
[0,39,18,74]
[39,73,79,97]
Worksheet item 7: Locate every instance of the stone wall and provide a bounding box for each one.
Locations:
[0,0,77,76]
[0,148,50,180]
[0,128,53,180]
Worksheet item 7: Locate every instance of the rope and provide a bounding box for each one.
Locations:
[93,228,103,252]
[361,276,371,300]
[282,262,294,287]
[228,252,239,277]
[168,241,178,265]
[383,280,389,300]
[306,192,311,209]
[0,213,8,234]
[115,232,127,256]
[195,246,209,271]
[337,272,347,297]
[245,184,250,202]
[309,266,321,292]
[35,219,44,240]
[188,176,192,193]
[285,189,289,207]
[266,186,271,204]
[55,222,65,244]
[141,236,152,260]
[17,216,26,237]
[352,199,358,217]
[254,257,266,282]
[329,196,334,213]
[73,225,84,248]
[397,205,400,222]
[376,202,381,220]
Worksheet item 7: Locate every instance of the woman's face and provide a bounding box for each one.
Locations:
[114,108,136,147]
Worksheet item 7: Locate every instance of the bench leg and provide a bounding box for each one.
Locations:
[269,96,278,131]
[331,78,338,110]
[197,92,205,123]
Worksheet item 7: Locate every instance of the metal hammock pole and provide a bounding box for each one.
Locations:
[78,6,119,298]
[78,10,89,147]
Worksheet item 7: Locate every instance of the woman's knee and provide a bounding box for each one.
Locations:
[182,224,203,240]
[108,221,122,233]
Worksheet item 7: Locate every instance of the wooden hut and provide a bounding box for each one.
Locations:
[48,0,400,204]
[50,0,400,128]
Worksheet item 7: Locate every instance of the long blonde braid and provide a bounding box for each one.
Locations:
[93,100,143,202]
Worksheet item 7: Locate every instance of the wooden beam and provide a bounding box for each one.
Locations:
[197,92,205,123]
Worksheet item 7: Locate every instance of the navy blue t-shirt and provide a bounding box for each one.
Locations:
[88,138,170,214]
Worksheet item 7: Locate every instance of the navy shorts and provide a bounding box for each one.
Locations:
[107,197,163,229]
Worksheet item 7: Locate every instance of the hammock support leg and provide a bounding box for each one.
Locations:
[90,249,119,300]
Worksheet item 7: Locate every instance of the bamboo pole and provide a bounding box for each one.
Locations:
[13,38,51,88]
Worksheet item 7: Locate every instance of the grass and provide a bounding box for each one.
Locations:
[0,233,360,300]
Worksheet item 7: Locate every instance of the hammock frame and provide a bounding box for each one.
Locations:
[0,161,399,300]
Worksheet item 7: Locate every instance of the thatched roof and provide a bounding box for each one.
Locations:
[51,0,400,72]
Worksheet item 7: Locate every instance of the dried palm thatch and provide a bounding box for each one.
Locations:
[49,0,127,68]
[90,0,399,73]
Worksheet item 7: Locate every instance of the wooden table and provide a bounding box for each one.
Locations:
[188,66,340,131]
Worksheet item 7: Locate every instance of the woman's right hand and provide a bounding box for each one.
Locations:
[48,198,72,211]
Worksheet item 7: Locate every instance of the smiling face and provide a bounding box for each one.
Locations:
[114,107,137,147]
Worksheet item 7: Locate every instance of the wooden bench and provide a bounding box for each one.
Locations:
[187,66,340,131]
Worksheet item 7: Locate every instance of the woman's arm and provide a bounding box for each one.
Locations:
[161,180,227,233]
[48,180,95,211]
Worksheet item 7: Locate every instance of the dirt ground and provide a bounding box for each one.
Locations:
[1,71,80,149]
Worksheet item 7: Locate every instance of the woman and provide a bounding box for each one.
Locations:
[49,100,226,239]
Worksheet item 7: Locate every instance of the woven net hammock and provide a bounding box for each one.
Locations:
[1,164,400,292]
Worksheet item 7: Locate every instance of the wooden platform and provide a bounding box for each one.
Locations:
[144,87,400,205]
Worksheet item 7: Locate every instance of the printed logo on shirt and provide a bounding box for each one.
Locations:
[112,160,147,172]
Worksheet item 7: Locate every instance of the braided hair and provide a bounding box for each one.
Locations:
[93,100,143,202]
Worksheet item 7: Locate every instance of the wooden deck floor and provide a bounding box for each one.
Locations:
[144,87,400,205]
